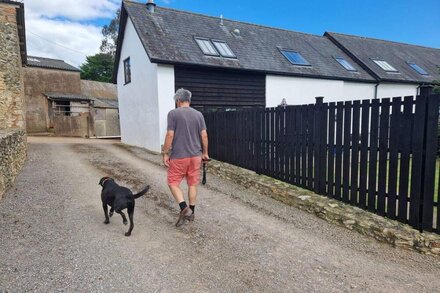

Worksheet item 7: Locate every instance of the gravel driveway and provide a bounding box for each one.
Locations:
[0,137,439,292]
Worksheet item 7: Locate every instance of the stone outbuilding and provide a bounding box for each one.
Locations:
[24,55,82,133]
[23,56,120,137]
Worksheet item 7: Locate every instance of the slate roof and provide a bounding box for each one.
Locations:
[27,56,80,72]
[114,1,375,83]
[44,93,91,102]
[325,32,440,84]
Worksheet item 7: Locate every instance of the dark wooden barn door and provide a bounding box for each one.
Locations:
[174,66,266,112]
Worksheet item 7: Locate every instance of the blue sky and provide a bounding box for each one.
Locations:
[153,0,440,48]
[24,0,440,67]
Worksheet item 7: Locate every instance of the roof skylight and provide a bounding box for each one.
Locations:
[195,38,236,58]
[372,59,398,72]
[212,41,236,58]
[280,50,310,66]
[407,62,429,75]
[27,57,40,62]
[195,38,219,56]
[335,57,357,71]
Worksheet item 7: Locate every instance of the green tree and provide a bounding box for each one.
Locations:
[80,53,114,83]
[80,9,119,82]
[100,8,120,57]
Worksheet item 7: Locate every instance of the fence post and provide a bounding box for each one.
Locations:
[409,95,428,230]
[421,94,440,231]
[314,97,324,194]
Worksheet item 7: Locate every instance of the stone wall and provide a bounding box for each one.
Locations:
[0,2,25,129]
[207,160,440,256]
[0,2,27,200]
[22,67,82,133]
[0,129,26,199]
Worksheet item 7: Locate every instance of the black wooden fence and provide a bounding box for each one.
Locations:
[203,94,440,233]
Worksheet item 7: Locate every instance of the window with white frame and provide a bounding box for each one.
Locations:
[371,59,398,72]
[195,38,219,56]
[195,38,236,58]
[212,40,236,58]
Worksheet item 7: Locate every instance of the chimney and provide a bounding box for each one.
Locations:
[146,0,156,13]
[220,14,224,26]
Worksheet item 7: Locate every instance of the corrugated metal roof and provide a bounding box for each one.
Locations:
[92,98,119,109]
[44,93,119,109]
[44,92,91,101]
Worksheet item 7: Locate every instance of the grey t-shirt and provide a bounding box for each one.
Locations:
[167,107,207,159]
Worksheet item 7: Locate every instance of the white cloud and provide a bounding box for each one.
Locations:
[23,0,122,67]
[26,18,103,67]
[24,0,120,21]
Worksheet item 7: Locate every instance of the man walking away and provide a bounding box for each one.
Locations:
[162,88,209,227]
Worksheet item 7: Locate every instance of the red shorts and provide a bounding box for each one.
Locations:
[167,156,202,186]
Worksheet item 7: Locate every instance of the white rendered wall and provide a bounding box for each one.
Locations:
[157,64,176,148]
[376,83,418,99]
[342,82,376,101]
[117,18,160,152]
[266,75,376,106]
[266,75,419,106]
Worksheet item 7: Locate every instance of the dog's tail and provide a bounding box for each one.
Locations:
[134,185,150,199]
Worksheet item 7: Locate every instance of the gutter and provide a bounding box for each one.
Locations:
[153,59,378,84]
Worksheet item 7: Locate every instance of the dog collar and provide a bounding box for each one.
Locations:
[102,178,112,185]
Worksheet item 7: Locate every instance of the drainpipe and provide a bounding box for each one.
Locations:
[416,83,423,96]
[374,83,379,99]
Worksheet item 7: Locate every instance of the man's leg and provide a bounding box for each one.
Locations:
[186,156,202,221]
[168,158,186,207]
[169,185,185,204]
[168,158,192,227]
[188,185,197,219]
[169,184,192,226]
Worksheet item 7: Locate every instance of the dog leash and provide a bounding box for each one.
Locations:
[202,158,211,185]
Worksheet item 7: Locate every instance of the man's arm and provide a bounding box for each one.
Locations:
[163,130,174,167]
[201,129,209,160]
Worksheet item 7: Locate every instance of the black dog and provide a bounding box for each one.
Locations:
[98,177,150,236]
